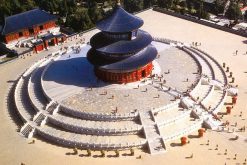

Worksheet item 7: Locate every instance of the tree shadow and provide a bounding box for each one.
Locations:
[122,153,132,156]
[107,154,119,158]
[7,80,17,83]
[65,152,77,156]
[218,112,227,115]
[78,154,90,157]
[92,154,105,158]
[229,137,239,141]
[224,102,233,106]
[185,156,193,159]
[188,135,199,139]
[170,142,182,147]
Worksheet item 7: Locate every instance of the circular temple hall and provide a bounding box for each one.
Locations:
[87,3,157,83]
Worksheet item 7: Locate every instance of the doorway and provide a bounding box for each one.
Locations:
[142,70,146,78]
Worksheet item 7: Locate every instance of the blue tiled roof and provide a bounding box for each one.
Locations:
[88,45,157,72]
[96,6,144,33]
[90,30,152,54]
[1,8,57,35]
[42,33,55,40]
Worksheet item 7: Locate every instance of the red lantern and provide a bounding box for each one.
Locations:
[198,129,204,137]
[180,137,187,145]
[232,96,237,105]
[226,106,232,114]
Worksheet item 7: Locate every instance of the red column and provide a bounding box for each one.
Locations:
[53,38,56,45]
[106,72,110,81]
[33,47,37,53]
[124,73,127,83]
[44,41,48,49]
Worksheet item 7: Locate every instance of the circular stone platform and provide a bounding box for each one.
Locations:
[42,42,199,114]
[11,37,231,155]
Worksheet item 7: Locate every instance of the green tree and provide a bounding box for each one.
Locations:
[213,0,224,15]
[87,0,103,23]
[23,0,37,11]
[157,0,174,8]
[66,7,94,32]
[225,1,242,20]
[124,0,144,13]
[157,0,166,8]
[143,0,155,8]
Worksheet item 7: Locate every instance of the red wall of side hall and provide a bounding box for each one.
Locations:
[4,21,56,44]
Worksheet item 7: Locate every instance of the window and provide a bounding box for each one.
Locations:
[131,30,138,40]
[142,70,146,78]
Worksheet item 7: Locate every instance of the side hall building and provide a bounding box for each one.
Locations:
[0,9,58,44]
[0,8,67,54]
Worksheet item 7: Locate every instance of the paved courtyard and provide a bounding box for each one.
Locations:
[42,42,199,114]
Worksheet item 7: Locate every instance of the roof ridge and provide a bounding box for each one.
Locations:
[5,8,40,20]
[1,8,57,35]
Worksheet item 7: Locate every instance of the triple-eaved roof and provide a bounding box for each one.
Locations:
[96,5,144,33]
[1,8,57,35]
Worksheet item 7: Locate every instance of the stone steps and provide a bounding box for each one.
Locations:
[148,138,166,155]
[191,85,212,102]
[162,119,203,142]
[33,112,46,126]
[159,117,196,137]
[139,111,166,154]
[48,113,142,135]
[15,76,36,122]
[20,123,33,137]
[201,90,224,110]
[191,47,227,85]
[154,105,190,125]
[183,47,215,80]
[36,125,146,150]
[26,61,143,135]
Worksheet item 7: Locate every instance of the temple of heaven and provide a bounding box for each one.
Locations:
[87,3,157,84]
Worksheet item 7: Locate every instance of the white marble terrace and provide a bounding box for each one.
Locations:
[11,38,234,155]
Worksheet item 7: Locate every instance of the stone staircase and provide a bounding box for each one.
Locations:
[139,111,166,154]
[33,112,47,126]
[10,39,233,154]
[20,123,34,138]
[190,47,227,84]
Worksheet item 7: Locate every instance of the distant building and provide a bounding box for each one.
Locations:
[0,9,58,44]
[0,9,66,54]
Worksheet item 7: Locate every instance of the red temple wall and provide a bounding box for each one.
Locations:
[95,62,153,84]
[4,21,56,44]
